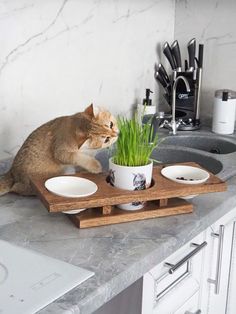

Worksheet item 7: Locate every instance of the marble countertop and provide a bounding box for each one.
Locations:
[1,129,236,314]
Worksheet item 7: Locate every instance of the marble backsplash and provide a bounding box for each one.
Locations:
[1,0,236,161]
[0,0,175,160]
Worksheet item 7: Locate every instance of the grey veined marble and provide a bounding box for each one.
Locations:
[0,129,236,314]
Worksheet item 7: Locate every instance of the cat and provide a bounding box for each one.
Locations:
[0,104,118,196]
[132,173,147,207]
[133,173,146,191]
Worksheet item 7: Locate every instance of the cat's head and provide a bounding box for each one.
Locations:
[82,104,119,149]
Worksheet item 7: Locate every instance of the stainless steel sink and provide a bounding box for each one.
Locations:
[96,146,223,175]
[160,135,236,154]
[151,147,223,174]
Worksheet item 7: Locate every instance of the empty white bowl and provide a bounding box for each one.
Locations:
[45,176,98,198]
[161,165,210,185]
[45,176,98,215]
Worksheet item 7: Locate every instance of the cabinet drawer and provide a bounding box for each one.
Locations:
[174,291,200,314]
[142,232,206,314]
[200,209,236,314]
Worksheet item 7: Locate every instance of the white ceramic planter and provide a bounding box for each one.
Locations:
[109,158,153,210]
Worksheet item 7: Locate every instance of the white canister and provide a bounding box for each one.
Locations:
[212,89,236,134]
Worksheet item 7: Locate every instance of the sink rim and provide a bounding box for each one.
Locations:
[151,146,223,175]
[159,133,236,155]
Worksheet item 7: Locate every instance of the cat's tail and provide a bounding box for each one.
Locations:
[0,171,14,196]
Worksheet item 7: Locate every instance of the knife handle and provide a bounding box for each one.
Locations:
[154,71,171,95]
[171,40,182,71]
[154,71,168,88]
[185,59,188,71]
[198,44,204,68]
[157,64,170,85]
[163,42,176,70]
[187,38,196,71]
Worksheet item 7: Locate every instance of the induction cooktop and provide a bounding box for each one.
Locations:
[0,240,94,314]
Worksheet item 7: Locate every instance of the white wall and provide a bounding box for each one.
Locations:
[174,0,236,120]
[0,0,175,159]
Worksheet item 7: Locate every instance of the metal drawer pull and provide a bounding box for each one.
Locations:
[185,310,201,314]
[164,241,207,274]
[208,224,224,294]
[156,260,191,301]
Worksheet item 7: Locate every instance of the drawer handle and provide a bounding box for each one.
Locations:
[208,224,224,294]
[164,241,207,274]
[156,260,191,301]
[185,310,201,314]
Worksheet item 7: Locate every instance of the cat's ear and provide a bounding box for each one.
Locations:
[84,104,96,118]
[84,104,100,118]
[84,104,94,117]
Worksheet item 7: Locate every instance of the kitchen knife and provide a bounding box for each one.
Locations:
[171,40,182,72]
[198,44,204,68]
[156,63,171,86]
[187,38,196,71]
[194,44,204,122]
[154,71,171,95]
[163,42,176,70]
[185,59,188,71]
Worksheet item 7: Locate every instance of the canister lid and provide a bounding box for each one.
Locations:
[215,89,236,100]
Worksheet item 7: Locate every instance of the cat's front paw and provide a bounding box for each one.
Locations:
[88,159,102,174]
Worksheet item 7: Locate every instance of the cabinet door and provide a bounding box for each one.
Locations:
[225,220,236,314]
[174,291,200,314]
[201,210,236,314]
[142,232,206,314]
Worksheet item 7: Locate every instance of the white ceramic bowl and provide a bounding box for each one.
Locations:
[61,208,87,215]
[161,165,210,185]
[45,176,98,214]
[45,176,98,198]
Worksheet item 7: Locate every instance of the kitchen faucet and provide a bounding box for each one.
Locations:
[150,112,171,141]
[170,76,190,134]
[160,76,191,135]
[150,76,191,138]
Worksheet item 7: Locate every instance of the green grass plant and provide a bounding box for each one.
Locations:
[112,115,158,166]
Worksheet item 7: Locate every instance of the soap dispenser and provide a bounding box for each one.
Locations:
[143,88,153,107]
[137,89,156,124]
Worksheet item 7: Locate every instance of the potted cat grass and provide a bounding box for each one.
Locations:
[109,115,158,210]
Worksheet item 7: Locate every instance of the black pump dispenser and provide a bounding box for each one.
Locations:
[222,91,229,101]
[143,89,153,106]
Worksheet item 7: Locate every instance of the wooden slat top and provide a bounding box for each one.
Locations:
[30,162,227,212]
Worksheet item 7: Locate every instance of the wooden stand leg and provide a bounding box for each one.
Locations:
[159,198,168,207]
[102,205,112,215]
[68,198,193,229]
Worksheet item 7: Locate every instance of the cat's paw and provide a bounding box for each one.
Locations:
[88,159,102,174]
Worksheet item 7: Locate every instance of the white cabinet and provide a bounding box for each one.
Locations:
[142,207,236,314]
[142,232,206,314]
[226,221,236,313]
[174,292,200,314]
[200,208,236,314]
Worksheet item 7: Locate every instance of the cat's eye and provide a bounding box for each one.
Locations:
[110,121,113,128]
[104,137,110,143]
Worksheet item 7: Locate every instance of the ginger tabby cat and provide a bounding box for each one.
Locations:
[0,104,118,196]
